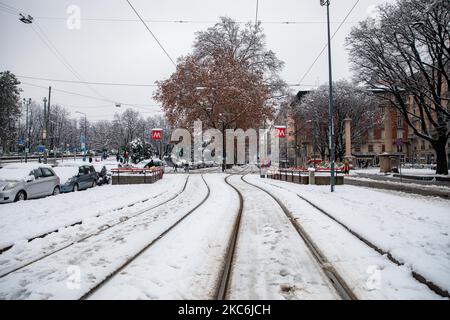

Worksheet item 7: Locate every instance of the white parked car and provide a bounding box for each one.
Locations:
[0,163,60,203]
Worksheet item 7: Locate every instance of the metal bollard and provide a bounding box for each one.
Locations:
[309,169,315,185]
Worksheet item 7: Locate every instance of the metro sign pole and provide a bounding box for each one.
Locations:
[152,128,163,160]
[275,126,287,168]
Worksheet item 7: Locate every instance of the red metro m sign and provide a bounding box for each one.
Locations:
[275,126,286,138]
[152,128,163,140]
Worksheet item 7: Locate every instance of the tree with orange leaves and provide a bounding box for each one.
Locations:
[154,17,287,132]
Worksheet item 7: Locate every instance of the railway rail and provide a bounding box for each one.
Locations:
[219,174,357,300]
[0,175,190,279]
[79,174,211,299]
[0,186,179,255]
[256,178,450,299]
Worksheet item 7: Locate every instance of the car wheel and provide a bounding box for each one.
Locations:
[73,184,79,192]
[52,186,60,196]
[92,180,97,187]
[14,191,27,202]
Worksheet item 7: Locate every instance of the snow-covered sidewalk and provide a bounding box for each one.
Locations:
[248,175,450,296]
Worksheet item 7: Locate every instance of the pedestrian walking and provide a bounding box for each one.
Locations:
[344,159,350,176]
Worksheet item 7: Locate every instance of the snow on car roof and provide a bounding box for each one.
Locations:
[2,163,52,170]
[52,166,79,184]
[56,161,90,167]
[0,163,52,181]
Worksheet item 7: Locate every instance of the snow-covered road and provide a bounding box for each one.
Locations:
[0,174,186,249]
[245,176,444,299]
[226,175,340,300]
[89,174,239,299]
[0,175,207,299]
[0,173,447,300]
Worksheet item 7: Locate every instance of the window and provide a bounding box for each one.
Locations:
[382,145,385,152]
[368,129,374,140]
[355,145,361,152]
[40,168,54,177]
[31,168,43,179]
[368,144,374,152]
[397,116,403,128]
[89,166,95,173]
[79,166,88,175]
[381,130,385,140]
[421,140,425,150]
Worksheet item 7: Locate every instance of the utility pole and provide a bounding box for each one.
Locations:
[321,0,335,192]
[43,97,48,164]
[23,98,28,163]
[47,86,52,153]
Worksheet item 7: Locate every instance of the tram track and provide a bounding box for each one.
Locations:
[220,174,357,300]
[0,175,190,279]
[254,177,450,299]
[79,174,211,300]
[214,174,244,300]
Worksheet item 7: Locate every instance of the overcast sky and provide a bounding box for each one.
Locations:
[0,0,393,122]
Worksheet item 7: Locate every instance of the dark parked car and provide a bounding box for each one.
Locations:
[55,164,98,193]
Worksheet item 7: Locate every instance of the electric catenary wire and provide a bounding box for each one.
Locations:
[21,82,160,109]
[125,0,176,67]
[298,0,360,86]
[17,75,159,87]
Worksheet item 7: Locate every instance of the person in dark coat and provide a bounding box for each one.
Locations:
[343,159,350,175]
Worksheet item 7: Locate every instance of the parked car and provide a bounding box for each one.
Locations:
[0,163,60,203]
[54,163,98,193]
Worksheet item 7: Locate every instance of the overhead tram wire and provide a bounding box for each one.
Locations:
[0,1,116,104]
[20,82,161,109]
[0,5,17,15]
[31,21,114,104]
[125,0,176,67]
[17,75,159,87]
[0,1,20,14]
[17,75,316,88]
[31,16,358,25]
[297,0,360,86]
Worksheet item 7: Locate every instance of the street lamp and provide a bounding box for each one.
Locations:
[320,0,335,192]
[75,111,87,160]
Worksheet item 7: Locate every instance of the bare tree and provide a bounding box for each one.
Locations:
[292,80,378,162]
[347,0,450,174]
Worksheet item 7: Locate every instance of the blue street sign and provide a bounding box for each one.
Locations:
[18,137,24,146]
[37,145,45,153]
